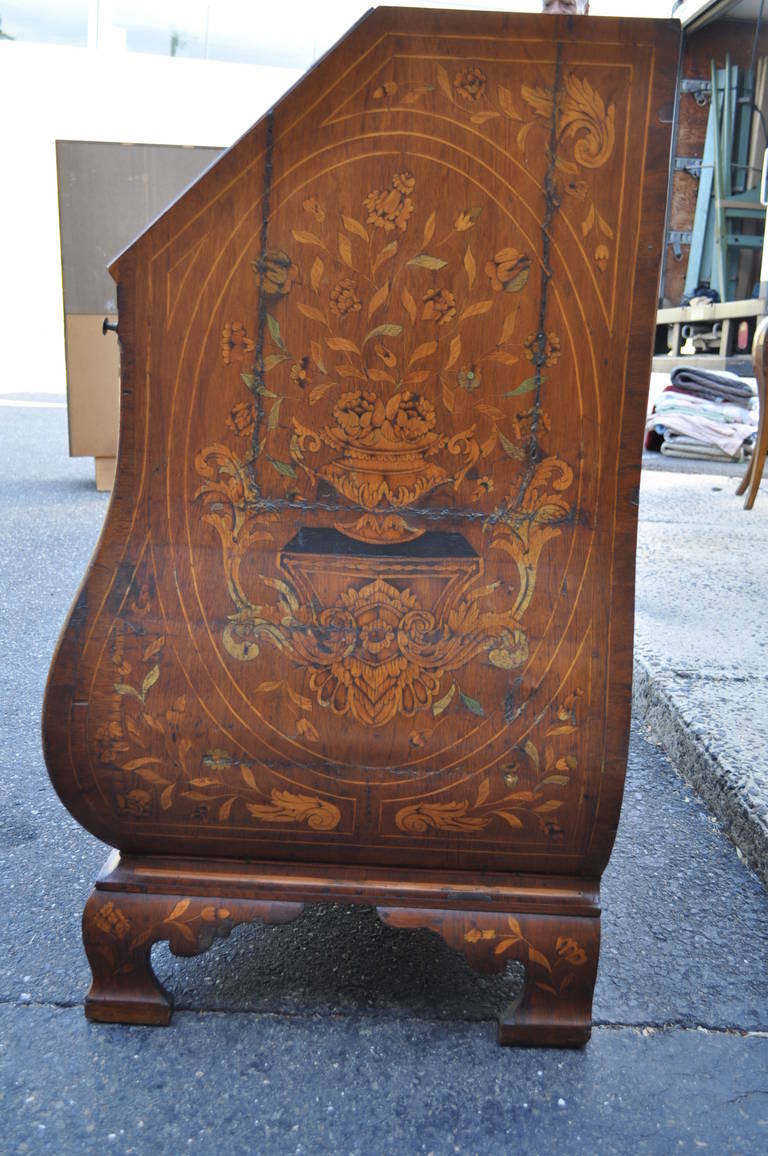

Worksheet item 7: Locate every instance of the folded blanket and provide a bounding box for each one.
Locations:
[670,366,755,403]
[654,390,755,425]
[646,411,754,455]
[659,440,745,461]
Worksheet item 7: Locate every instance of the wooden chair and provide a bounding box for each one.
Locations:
[736,315,767,509]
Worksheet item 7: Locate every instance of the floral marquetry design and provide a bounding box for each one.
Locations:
[195,163,579,735]
[377,905,601,1046]
[204,165,571,546]
[421,287,458,325]
[368,61,623,289]
[252,250,298,298]
[41,7,678,1043]
[92,901,131,940]
[293,388,479,522]
[245,790,341,830]
[348,48,632,312]
[220,321,254,365]
[485,249,531,294]
[453,65,487,103]
[329,278,363,317]
[302,576,492,727]
[518,74,616,171]
[195,432,573,729]
[83,889,305,1025]
[364,170,416,233]
[391,685,585,839]
[464,919,590,1000]
[87,560,349,829]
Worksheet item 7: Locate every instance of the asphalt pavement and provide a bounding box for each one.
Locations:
[1,401,767,1155]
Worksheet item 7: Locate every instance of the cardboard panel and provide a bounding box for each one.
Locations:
[65,314,120,458]
[57,142,223,463]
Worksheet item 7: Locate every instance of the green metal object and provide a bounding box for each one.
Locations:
[712,58,765,301]
[684,60,765,304]
[683,67,720,297]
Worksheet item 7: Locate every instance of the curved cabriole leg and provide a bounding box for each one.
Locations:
[736,452,754,497]
[377,907,600,1048]
[83,890,304,1025]
[744,380,767,510]
[738,315,767,508]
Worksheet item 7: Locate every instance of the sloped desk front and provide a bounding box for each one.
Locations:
[43,8,679,1045]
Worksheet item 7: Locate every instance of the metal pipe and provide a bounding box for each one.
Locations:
[748,0,766,96]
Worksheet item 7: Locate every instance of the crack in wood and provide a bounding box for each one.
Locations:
[238,492,581,532]
[247,110,275,497]
[203,752,426,777]
[514,42,563,510]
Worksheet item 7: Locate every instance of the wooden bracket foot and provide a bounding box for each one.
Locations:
[377,906,600,1047]
[82,888,304,1025]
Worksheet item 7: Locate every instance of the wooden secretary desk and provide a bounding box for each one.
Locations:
[43,8,679,1045]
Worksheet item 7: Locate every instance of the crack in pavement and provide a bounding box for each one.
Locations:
[3,998,767,1037]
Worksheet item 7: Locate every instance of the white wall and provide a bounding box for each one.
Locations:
[0,40,300,394]
[0,3,673,397]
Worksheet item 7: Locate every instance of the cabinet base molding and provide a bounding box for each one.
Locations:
[83,853,600,1047]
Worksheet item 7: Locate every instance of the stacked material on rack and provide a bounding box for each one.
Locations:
[645,366,757,462]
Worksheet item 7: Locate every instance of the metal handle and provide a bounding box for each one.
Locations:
[102,318,118,335]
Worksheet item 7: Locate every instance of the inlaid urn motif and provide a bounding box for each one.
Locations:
[195,159,582,739]
[293,388,479,543]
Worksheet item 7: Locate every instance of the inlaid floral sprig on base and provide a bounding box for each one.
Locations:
[465,917,590,999]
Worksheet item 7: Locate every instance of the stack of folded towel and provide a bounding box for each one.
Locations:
[645,367,758,462]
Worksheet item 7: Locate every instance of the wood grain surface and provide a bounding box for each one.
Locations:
[42,8,679,1041]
